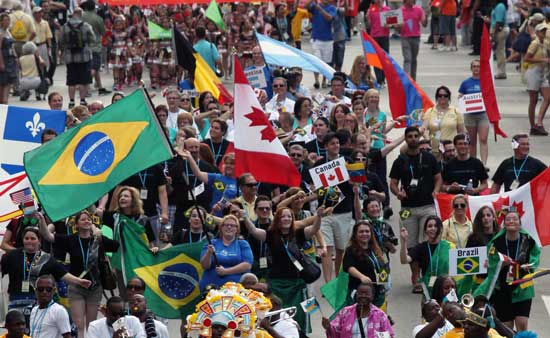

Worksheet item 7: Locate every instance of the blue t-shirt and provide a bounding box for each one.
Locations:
[193,39,220,72]
[458,77,481,95]
[207,173,238,209]
[309,3,337,41]
[199,238,253,290]
[491,3,507,28]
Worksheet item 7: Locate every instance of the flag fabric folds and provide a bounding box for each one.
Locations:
[435,168,550,246]
[345,162,366,183]
[24,89,173,221]
[147,21,172,40]
[172,26,233,104]
[99,0,265,4]
[360,31,433,125]
[0,172,31,229]
[255,32,336,80]
[233,55,301,187]
[205,0,225,31]
[0,105,66,176]
[480,25,507,138]
[320,271,349,315]
[114,215,204,318]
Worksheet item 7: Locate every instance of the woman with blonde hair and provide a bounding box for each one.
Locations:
[347,55,375,91]
[441,194,472,248]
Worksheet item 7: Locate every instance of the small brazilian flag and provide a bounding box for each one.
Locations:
[24,89,173,221]
[457,256,480,274]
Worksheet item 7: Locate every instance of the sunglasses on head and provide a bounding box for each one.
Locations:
[453,203,467,209]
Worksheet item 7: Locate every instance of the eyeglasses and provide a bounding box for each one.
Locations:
[36,287,53,293]
[289,153,302,158]
[127,285,144,291]
[453,203,467,209]
[257,206,271,211]
[244,183,258,187]
[181,98,191,102]
[223,223,238,228]
[273,84,285,88]
[437,94,450,98]
[354,157,366,161]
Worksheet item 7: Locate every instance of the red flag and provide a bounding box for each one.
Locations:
[233,56,301,187]
[480,25,507,138]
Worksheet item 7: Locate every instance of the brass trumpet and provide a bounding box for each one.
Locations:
[461,294,475,309]
[263,306,297,325]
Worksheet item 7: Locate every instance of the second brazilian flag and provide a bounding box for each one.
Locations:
[23,89,174,221]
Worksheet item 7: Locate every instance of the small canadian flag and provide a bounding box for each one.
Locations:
[309,157,350,189]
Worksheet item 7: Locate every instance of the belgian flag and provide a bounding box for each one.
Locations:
[172,26,232,104]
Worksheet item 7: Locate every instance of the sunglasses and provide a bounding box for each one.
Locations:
[244,183,258,187]
[181,98,191,102]
[36,287,54,293]
[273,84,285,88]
[437,94,450,98]
[289,153,302,158]
[223,223,238,228]
[257,206,270,211]
[453,203,467,209]
[127,285,144,291]
[354,157,366,161]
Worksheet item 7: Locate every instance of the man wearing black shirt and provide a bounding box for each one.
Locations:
[202,119,231,167]
[442,134,488,195]
[491,134,547,193]
[314,132,355,283]
[389,127,441,291]
[305,117,329,162]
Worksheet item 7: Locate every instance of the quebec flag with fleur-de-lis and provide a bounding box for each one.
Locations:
[0,105,66,176]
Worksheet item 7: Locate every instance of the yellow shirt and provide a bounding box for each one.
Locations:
[524,38,549,70]
[34,19,52,45]
[291,8,311,42]
[441,328,505,338]
[441,215,473,248]
[423,106,464,155]
[236,196,258,222]
[19,54,39,78]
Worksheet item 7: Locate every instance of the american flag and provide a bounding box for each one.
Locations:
[10,188,33,205]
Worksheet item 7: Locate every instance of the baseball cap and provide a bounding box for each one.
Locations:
[535,23,548,32]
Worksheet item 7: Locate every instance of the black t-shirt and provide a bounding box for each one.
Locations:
[408,241,439,275]
[389,151,440,207]
[102,211,156,243]
[202,138,230,167]
[169,156,217,212]
[171,229,207,245]
[266,227,306,279]
[492,233,536,290]
[246,221,271,261]
[120,164,167,217]
[313,156,354,213]
[0,249,67,294]
[54,234,119,282]
[466,232,494,248]
[343,246,379,291]
[442,157,489,192]
[305,138,326,159]
[361,170,385,195]
[492,156,546,191]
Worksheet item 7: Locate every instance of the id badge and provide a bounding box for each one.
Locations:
[506,265,515,283]
[166,47,172,53]
[140,189,148,200]
[410,178,419,186]
[434,130,441,140]
[193,183,205,197]
[375,332,391,338]
[115,48,122,56]
[22,280,30,293]
[283,32,290,41]
[510,179,520,190]
[259,257,268,269]
[64,252,71,264]
[429,276,437,287]
[78,270,88,279]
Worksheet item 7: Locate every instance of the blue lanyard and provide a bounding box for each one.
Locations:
[315,139,322,156]
[209,139,224,162]
[30,301,54,338]
[185,161,198,187]
[506,235,521,260]
[78,237,91,270]
[367,250,381,272]
[138,169,148,188]
[371,223,384,248]
[512,156,528,181]
[427,242,440,276]
[189,231,204,243]
[22,251,32,281]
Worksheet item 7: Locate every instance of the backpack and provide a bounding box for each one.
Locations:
[11,14,28,40]
[67,22,84,51]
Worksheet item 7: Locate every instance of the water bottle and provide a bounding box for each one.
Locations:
[466,179,473,191]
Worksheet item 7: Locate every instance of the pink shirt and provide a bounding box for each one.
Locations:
[400,5,425,37]
[368,5,391,37]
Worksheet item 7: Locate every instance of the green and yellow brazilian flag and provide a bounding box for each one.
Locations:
[113,215,204,319]
[24,89,173,221]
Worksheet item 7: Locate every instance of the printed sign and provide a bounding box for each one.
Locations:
[245,67,268,89]
[459,93,486,115]
[449,246,488,276]
[380,9,403,26]
[309,157,349,189]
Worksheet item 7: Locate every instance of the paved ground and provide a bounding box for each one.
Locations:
[4,29,550,337]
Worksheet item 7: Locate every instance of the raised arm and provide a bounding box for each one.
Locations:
[399,227,412,264]
[36,212,55,243]
[304,206,326,239]
[242,217,267,241]
[174,147,209,183]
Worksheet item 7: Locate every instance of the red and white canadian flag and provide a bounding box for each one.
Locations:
[435,168,550,246]
[233,56,301,187]
[309,157,350,189]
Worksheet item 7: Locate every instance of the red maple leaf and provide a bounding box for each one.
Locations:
[492,195,510,225]
[244,106,277,142]
[510,201,525,218]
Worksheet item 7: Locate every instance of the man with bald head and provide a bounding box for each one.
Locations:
[129,294,169,338]
[88,101,104,115]
[244,46,273,99]
[169,137,217,231]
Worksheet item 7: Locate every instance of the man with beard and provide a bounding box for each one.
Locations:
[129,294,169,338]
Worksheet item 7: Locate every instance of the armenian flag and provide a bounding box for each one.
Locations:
[23,89,173,221]
[361,31,433,125]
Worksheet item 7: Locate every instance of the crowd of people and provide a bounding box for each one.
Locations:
[0,0,549,337]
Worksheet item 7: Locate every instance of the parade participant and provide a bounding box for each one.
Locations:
[260,294,300,338]
[81,0,110,96]
[194,26,222,75]
[202,119,231,167]
[491,134,547,193]
[358,197,397,258]
[329,103,351,132]
[397,0,427,80]
[305,117,330,161]
[199,215,253,290]
[129,294,169,338]
[307,0,337,89]
[390,126,442,292]
[412,299,454,338]
[235,173,261,222]
[171,206,210,245]
[431,276,457,305]
[489,0,509,80]
[441,195,473,248]
[400,216,455,294]
[126,277,146,303]
[351,152,386,203]
[0,13,18,104]
[458,60,489,164]
[242,196,272,279]
[1,310,30,338]
[322,282,394,337]
[111,91,124,104]
[466,207,500,248]
[29,275,71,338]
[319,76,351,119]
[438,0,458,51]
[365,0,390,85]
[474,210,540,332]
[165,87,185,130]
[347,56,375,91]
[155,104,177,143]
[422,86,465,160]
[87,296,146,338]
[292,97,314,138]
[265,77,295,121]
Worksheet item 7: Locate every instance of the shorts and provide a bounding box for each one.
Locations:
[492,289,532,321]
[332,40,346,70]
[439,15,456,36]
[311,39,334,64]
[525,66,550,91]
[66,62,92,86]
[69,284,103,304]
[320,212,353,250]
[463,112,490,128]
[91,52,101,71]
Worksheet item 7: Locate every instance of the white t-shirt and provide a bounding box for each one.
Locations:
[167,108,186,130]
[141,319,169,338]
[319,96,352,119]
[29,302,71,338]
[265,95,296,121]
[412,320,455,338]
[87,316,146,338]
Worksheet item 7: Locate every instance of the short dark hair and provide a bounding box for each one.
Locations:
[512,133,529,142]
[237,173,254,187]
[254,195,271,209]
[435,85,451,100]
[47,91,62,103]
[211,118,228,134]
[36,274,56,285]
[107,296,124,309]
[404,126,420,136]
[453,133,468,145]
[331,76,345,85]
[322,132,339,145]
[335,128,351,145]
[423,215,443,237]
[41,128,58,143]
[5,309,25,325]
[440,139,453,147]
[195,26,206,39]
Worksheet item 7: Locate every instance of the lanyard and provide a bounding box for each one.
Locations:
[367,250,380,272]
[427,242,440,276]
[371,223,384,249]
[315,139,322,156]
[209,139,224,162]
[30,301,54,338]
[512,156,528,181]
[506,235,522,260]
[255,220,267,257]
[408,153,422,179]
[185,161,198,187]
[78,236,91,270]
[189,231,204,243]
[138,169,148,188]
[22,251,33,281]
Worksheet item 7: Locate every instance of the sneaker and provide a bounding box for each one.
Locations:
[80,100,88,106]
[68,101,75,109]
[531,125,549,136]
[98,88,112,95]
[314,82,320,89]
[20,90,30,101]
[494,74,507,80]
